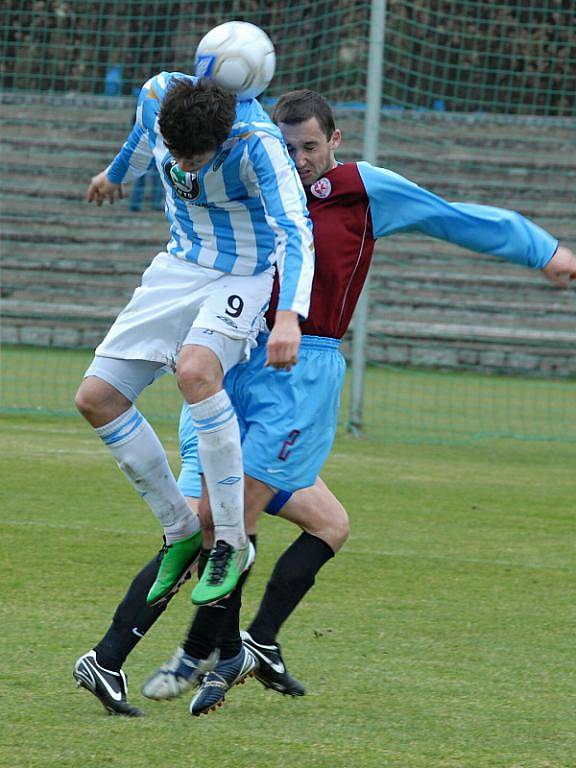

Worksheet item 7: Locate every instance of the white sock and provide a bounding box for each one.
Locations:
[95,406,199,541]
[189,390,246,548]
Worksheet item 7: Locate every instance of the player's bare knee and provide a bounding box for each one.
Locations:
[304,498,349,552]
[74,376,128,424]
[330,507,350,551]
[74,378,95,416]
[177,352,222,403]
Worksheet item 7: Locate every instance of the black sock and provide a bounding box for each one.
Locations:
[94,550,167,671]
[197,547,211,578]
[218,567,249,660]
[183,535,256,661]
[248,532,334,646]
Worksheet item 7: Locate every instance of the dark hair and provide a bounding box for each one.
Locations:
[271,89,335,139]
[158,77,236,157]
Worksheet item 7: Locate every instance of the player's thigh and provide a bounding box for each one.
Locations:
[83,356,167,400]
[181,332,248,381]
[244,474,276,532]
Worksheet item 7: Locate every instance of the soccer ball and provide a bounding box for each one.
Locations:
[195,21,276,101]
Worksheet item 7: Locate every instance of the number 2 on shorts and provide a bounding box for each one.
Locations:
[279,429,301,461]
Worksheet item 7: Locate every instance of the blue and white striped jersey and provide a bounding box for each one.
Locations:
[106,72,314,317]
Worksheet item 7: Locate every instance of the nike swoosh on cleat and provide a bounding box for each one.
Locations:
[86,664,123,702]
[265,659,285,674]
[249,647,285,674]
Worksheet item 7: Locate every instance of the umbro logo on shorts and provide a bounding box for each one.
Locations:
[216,314,239,330]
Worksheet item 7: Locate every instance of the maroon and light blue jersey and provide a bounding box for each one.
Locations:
[179,161,559,496]
[269,161,558,338]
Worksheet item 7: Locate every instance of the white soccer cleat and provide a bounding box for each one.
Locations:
[141,647,217,700]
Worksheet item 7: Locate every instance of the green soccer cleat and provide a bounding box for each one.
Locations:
[146,531,202,606]
[191,539,255,606]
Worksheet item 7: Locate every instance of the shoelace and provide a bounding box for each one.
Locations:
[158,540,171,559]
[206,542,233,585]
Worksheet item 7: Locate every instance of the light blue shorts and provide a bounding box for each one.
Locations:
[178,406,292,515]
[177,406,203,499]
[177,333,346,499]
[226,333,345,493]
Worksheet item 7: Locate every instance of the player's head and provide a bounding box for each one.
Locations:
[159,77,236,172]
[272,89,341,187]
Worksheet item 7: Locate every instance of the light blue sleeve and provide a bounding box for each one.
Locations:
[357,161,558,268]
[106,75,163,184]
[247,132,314,317]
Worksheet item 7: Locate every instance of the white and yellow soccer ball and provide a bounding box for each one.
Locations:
[195,20,276,101]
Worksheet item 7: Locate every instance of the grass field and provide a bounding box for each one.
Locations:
[2,344,576,445]
[1,412,575,768]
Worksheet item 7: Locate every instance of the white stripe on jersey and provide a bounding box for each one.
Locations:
[242,132,313,315]
[202,162,259,274]
[164,185,194,258]
[156,73,168,91]
[183,204,219,269]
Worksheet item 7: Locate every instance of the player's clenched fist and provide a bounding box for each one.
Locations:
[266,310,301,370]
[86,170,125,207]
[542,245,576,288]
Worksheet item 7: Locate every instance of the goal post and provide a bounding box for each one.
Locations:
[349,0,387,435]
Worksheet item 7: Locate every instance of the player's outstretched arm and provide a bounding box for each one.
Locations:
[86,169,125,207]
[266,310,301,370]
[542,245,576,288]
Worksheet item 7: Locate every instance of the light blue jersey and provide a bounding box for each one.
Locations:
[107,72,314,317]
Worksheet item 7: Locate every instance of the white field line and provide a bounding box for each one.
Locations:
[0,518,156,536]
[0,424,89,435]
[1,519,573,572]
[343,547,575,573]
[2,446,180,458]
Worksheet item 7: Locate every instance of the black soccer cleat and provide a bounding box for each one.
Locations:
[241,630,306,697]
[73,650,143,717]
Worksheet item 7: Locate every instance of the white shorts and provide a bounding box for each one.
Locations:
[95,252,274,370]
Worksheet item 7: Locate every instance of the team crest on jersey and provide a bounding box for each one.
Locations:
[164,158,200,200]
[310,177,332,199]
